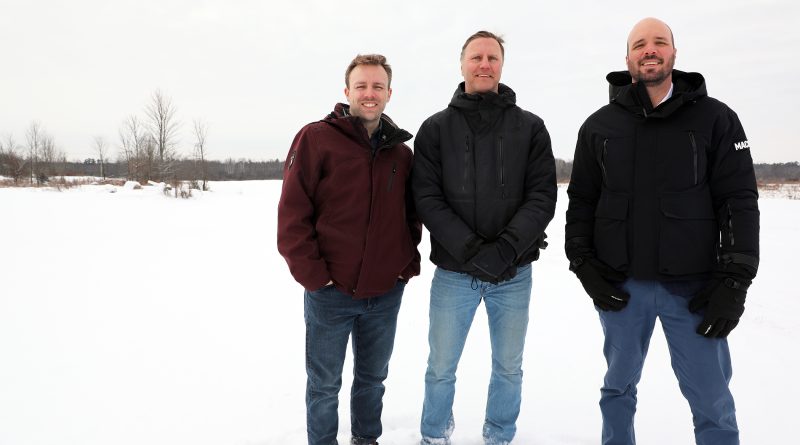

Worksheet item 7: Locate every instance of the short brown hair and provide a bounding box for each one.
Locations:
[461,31,505,60]
[345,54,392,88]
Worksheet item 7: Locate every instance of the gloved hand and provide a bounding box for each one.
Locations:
[570,256,630,311]
[469,238,517,284]
[689,276,748,338]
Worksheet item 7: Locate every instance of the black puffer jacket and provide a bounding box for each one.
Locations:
[413,83,557,273]
[565,70,759,281]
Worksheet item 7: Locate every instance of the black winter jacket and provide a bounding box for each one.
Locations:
[413,83,557,273]
[565,70,759,281]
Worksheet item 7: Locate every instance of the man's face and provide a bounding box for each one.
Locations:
[625,18,676,86]
[461,37,503,94]
[344,64,391,125]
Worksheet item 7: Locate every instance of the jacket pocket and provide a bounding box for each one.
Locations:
[658,190,717,275]
[593,193,629,271]
[600,136,635,192]
[387,161,397,192]
[497,136,505,187]
[462,135,471,192]
[656,130,708,191]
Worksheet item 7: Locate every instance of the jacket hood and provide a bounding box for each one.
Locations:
[606,69,707,117]
[448,83,517,134]
[323,103,412,146]
[449,82,517,110]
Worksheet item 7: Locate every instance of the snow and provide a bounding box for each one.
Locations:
[1,181,797,444]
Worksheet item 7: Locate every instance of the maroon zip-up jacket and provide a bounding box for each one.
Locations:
[277,103,422,299]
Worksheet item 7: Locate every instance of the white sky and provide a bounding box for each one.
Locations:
[1,0,798,163]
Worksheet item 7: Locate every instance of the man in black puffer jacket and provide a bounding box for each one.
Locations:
[565,18,759,445]
[413,30,556,445]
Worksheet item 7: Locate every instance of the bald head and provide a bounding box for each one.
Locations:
[627,17,674,55]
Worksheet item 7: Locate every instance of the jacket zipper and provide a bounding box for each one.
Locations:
[498,136,505,188]
[463,135,471,192]
[601,139,609,184]
[471,134,478,231]
[689,131,698,185]
[726,202,735,247]
[288,150,296,170]
[387,161,397,192]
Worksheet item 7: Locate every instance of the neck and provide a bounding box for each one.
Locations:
[363,119,380,138]
[644,76,673,108]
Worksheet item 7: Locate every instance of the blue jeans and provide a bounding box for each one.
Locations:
[304,280,405,445]
[598,279,738,445]
[421,265,532,445]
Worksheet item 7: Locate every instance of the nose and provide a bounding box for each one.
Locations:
[643,43,658,55]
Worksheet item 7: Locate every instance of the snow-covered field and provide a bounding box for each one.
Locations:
[1,181,797,444]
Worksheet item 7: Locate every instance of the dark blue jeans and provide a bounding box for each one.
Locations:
[304,280,405,445]
[598,279,738,445]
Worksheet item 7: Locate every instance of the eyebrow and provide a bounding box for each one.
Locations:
[353,81,387,87]
[631,36,671,47]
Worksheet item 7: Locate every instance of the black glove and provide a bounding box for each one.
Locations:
[469,238,517,284]
[689,277,749,338]
[689,255,757,338]
[570,256,630,311]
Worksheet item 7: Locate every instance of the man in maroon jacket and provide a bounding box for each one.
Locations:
[277,54,421,445]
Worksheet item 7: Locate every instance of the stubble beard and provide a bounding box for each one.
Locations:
[630,53,675,86]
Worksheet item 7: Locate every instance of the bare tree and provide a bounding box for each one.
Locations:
[0,134,26,183]
[192,119,209,190]
[119,116,148,182]
[145,89,180,181]
[93,136,108,179]
[26,121,42,185]
[38,132,57,182]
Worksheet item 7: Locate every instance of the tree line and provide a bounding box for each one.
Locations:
[0,89,213,188]
[1,104,797,184]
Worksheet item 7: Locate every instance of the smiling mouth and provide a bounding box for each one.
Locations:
[362,102,378,108]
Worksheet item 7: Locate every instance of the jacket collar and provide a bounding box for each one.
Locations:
[607,69,707,118]
[449,82,517,111]
[323,103,412,149]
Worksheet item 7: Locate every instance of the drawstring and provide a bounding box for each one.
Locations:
[470,276,479,290]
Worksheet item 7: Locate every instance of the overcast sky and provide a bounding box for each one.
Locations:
[1,0,798,163]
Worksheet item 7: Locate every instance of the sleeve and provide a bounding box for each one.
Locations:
[276,126,331,290]
[411,117,483,263]
[564,121,604,258]
[498,119,558,258]
[708,108,760,277]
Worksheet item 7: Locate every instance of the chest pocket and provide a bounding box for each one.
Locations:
[600,136,635,192]
[656,130,709,191]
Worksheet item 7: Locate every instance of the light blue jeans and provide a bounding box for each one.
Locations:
[421,264,532,445]
[598,279,738,445]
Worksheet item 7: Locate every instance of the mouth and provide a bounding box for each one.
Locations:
[641,58,662,67]
[476,74,493,78]
[361,102,378,108]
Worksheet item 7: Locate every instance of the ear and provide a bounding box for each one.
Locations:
[344,87,349,98]
[387,87,392,102]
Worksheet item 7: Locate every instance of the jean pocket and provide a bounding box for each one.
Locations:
[310,283,335,293]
